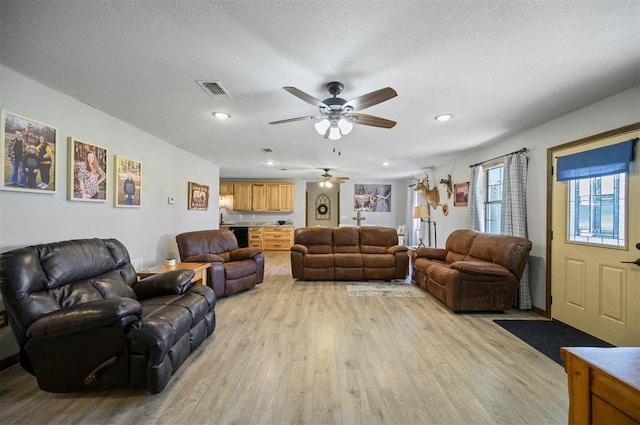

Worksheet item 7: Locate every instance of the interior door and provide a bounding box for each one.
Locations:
[551,129,639,346]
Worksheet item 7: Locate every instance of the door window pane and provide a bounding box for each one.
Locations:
[567,173,625,247]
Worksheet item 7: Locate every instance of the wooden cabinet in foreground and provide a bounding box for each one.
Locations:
[232,183,252,211]
[249,227,263,249]
[219,182,233,196]
[561,347,639,425]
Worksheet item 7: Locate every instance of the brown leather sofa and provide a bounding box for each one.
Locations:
[291,226,409,280]
[0,238,216,394]
[176,229,264,297]
[411,229,532,312]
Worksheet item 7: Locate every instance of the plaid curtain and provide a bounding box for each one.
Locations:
[467,165,484,231]
[501,152,531,309]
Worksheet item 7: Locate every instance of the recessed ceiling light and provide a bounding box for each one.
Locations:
[265,160,275,166]
[381,161,390,166]
[435,114,453,122]
[213,112,230,120]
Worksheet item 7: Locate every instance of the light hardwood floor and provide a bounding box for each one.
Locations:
[0,252,568,424]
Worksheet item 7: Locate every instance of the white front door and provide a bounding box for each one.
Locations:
[551,128,639,346]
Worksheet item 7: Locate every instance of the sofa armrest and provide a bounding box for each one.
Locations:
[230,247,263,261]
[183,253,224,263]
[387,245,409,255]
[26,298,142,338]
[133,270,194,299]
[413,247,447,261]
[450,260,512,278]
[290,244,308,254]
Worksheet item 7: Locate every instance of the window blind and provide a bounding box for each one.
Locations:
[556,139,636,181]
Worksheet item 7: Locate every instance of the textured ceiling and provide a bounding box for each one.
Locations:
[1,0,639,180]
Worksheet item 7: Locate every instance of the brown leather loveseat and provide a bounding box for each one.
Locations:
[0,238,216,394]
[291,226,409,280]
[176,230,264,297]
[411,229,532,312]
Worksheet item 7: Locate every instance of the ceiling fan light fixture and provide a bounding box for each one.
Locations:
[319,180,333,188]
[328,125,341,140]
[337,118,353,135]
[315,119,330,135]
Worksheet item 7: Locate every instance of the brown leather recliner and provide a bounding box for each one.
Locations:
[291,226,409,280]
[411,229,532,312]
[0,238,216,394]
[175,230,264,297]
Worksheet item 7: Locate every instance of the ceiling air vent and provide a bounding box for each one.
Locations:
[196,80,231,100]
[261,148,273,153]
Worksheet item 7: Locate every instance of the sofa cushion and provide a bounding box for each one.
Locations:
[334,253,363,268]
[468,233,531,278]
[294,227,333,254]
[360,226,398,254]
[224,259,257,280]
[303,254,334,268]
[333,227,360,253]
[362,254,396,268]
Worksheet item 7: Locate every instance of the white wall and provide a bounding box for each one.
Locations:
[428,86,640,311]
[0,66,221,360]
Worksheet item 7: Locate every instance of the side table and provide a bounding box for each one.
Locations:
[136,262,211,286]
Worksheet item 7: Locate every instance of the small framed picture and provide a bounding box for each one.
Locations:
[454,182,469,206]
[188,181,209,210]
[68,137,108,202]
[1,110,58,193]
[114,155,141,207]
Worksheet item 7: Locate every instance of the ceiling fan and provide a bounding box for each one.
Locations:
[303,168,350,187]
[269,82,397,140]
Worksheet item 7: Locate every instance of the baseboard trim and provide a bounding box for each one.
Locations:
[0,353,19,370]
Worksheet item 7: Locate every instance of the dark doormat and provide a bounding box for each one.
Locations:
[493,319,614,366]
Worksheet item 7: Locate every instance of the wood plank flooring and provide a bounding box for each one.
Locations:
[0,252,569,424]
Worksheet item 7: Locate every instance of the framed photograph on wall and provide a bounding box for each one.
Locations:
[1,110,58,193]
[68,137,108,202]
[454,182,469,206]
[354,184,391,212]
[114,155,141,207]
[188,181,209,210]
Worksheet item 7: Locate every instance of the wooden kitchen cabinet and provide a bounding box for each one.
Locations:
[249,227,263,249]
[263,226,293,251]
[226,181,294,212]
[232,183,252,211]
[251,184,267,211]
[219,182,233,196]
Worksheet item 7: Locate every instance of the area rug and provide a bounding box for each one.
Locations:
[494,319,614,366]
[345,282,425,298]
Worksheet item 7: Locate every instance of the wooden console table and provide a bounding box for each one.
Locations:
[561,347,640,424]
[136,262,211,286]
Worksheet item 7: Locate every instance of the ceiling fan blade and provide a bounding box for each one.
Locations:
[350,113,396,128]
[269,115,315,125]
[331,177,350,183]
[283,87,328,108]
[343,87,397,111]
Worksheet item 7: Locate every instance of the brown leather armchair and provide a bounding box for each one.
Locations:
[0,238,216,394]
[411,229,532,312]
[175,230,264,297]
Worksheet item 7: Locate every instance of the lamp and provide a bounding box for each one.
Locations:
[412,206,429,220]
[412,206,430,247]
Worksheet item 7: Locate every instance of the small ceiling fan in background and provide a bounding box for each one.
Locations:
[302,168,350,188]
[269,82,397,141]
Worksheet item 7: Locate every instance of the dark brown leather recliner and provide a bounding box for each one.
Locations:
[0,238,216,394]
[290,226,409,281]
[411,229,532,312]
[175,230,264,297]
